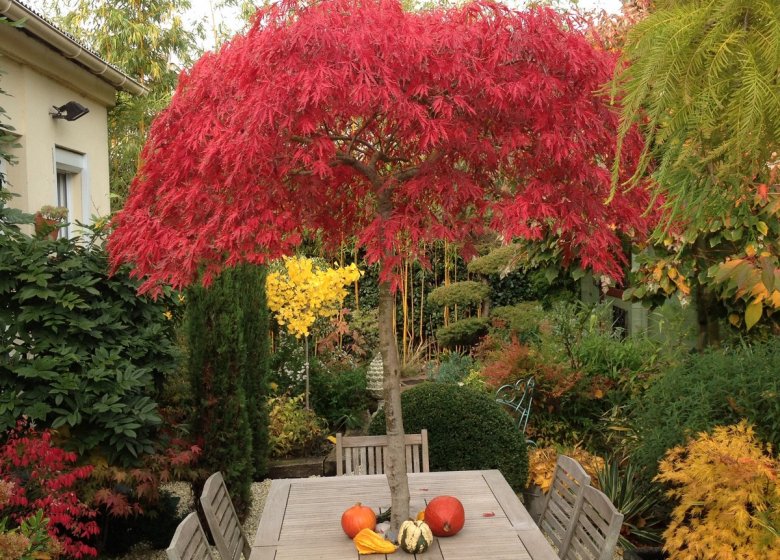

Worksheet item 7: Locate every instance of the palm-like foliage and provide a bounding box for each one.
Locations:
[597,459,664,551]
[614,0,780,226]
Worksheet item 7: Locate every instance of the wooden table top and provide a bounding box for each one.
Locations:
[250,470,558,560]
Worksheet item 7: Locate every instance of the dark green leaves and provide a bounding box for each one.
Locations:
[0,227,180,465]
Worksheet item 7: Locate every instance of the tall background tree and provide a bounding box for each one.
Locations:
[109,0,653,531]
[615,0,780,345]
[40,0,202,208]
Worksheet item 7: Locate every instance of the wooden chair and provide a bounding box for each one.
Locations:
[166,512,215,560]
[537,455,591,555]
[562,485,624,560]
[335,430,429,475]
[200,472,251,560]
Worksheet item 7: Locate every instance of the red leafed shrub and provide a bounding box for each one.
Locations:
[0,420,99,558]
[476,335,571,392]
[90,435,202,517]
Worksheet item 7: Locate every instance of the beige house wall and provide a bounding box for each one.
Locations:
[0,21,116,235]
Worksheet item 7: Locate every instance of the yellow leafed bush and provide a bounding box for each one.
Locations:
[656,421,780,559]
[527,446,605,493]
[266,257,361,338]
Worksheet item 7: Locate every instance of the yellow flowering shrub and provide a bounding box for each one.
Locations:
[266,257,361,338]
[657,421,780,559]
[527,446,605,492]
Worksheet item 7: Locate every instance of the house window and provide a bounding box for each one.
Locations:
[56,171,71,238]
[54,147,87,238]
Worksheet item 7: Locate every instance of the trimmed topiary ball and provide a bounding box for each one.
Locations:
[369,383,528,489]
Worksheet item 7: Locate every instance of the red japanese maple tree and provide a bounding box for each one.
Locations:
[109,0,651,531]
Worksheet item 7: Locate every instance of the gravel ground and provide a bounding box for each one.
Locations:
[116,480,271,560]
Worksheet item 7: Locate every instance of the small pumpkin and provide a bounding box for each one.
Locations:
[398,519,434,553]
[424,496,465,537]
[341,503,377,539]
[353,528,397,554]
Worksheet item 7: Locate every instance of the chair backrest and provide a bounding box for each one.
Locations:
[167,512,215,560]
[537,455,591,553]
[200,472,251,560]
[335,430,429,475]
[495,376,535,434]
[562,485,624,560]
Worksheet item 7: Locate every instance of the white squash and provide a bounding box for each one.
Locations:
[398,519,434,553]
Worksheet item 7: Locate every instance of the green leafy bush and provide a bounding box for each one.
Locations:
[435,317,489,349]
[0,509,54,560]
[490,303,545,343]
[268,393,327,457]
[0,225,179,464]
[269,334,312,395]
[309,363,369,431]
[488,269,557,306]
[632,340,780,478]
[596,460,663,551]
[369,383,528,489]
[426,352,474,384]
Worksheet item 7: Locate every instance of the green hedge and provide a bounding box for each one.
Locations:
[632,340,780,478]
[369,383,528,489]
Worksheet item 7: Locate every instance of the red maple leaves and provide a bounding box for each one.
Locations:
[109,0,653,292]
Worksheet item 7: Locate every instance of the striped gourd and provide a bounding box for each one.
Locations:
[398,519,433,553]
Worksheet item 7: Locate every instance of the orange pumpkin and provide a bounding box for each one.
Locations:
[341,503,377,538]
[425,495,465,537]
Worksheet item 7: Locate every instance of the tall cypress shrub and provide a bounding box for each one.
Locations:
[187,264,270,514]
[236,265,271,479]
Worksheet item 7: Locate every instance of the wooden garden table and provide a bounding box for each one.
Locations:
[250,469,558,560]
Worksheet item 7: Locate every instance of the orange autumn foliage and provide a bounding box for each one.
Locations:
[656,422,780,559]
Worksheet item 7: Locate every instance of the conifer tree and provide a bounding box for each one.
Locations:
[187,265,268,513]
[237,264,271,480]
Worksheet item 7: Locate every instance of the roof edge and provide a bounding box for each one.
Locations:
[0,0,147,96]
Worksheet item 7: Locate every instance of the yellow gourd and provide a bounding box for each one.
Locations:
[353,528,398,555]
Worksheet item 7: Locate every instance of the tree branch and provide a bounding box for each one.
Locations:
[391,150,443,182]
[335,151,381,185]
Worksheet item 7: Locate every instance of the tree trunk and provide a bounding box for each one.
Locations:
[695,283,721,350]
[378,279,410,536]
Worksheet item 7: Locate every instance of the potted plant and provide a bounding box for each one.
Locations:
[34,205,68,239]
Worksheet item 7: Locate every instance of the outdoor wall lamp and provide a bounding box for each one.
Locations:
[49,101,89,121]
